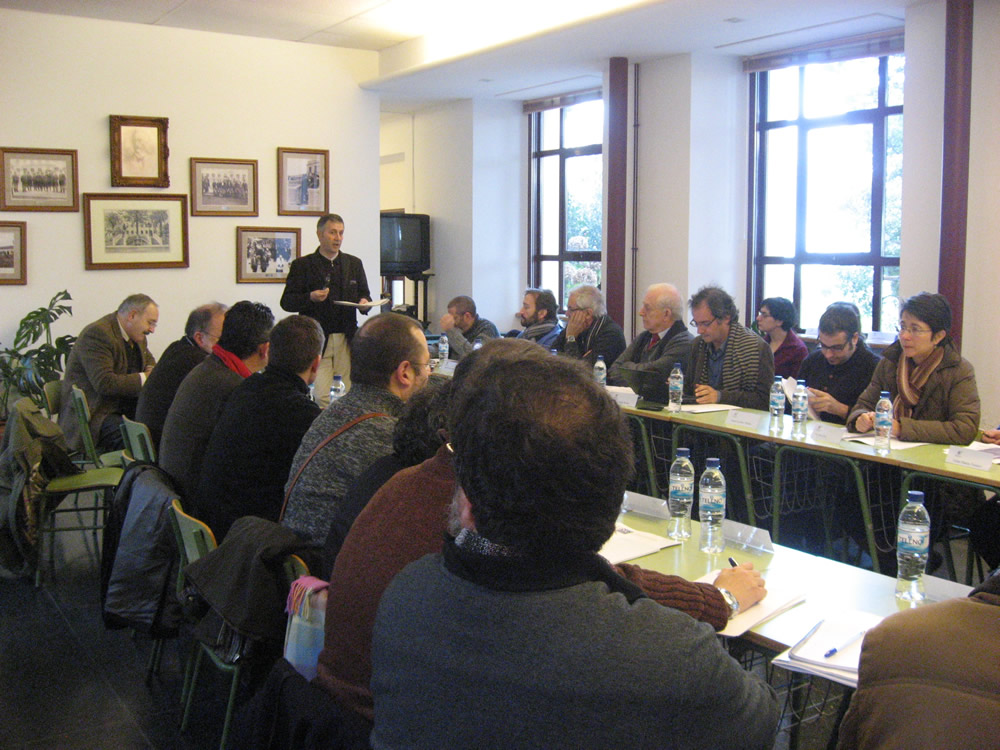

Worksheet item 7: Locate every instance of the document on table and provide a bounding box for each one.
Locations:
[694,570,805,637]
[963,441,1000,463]
[842,432,929,450]
[771,610,885,688]
[333,297,391,308]
[680,403,740,413]
[599,524,679,565]
[782,377,819,420]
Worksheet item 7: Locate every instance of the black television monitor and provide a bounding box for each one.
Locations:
[380,212,430,276]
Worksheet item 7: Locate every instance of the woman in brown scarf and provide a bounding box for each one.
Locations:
[849,292,980,445]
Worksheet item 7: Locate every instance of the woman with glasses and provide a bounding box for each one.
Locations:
[848,292,980,444]
[756,296,809,379]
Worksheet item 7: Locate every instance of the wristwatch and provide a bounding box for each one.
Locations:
[717,587,740,619]
[566,335,576,343]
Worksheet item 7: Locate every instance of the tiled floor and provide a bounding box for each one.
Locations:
[0,512,233,750]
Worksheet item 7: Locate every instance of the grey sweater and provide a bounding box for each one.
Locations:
[281,383,403,545]
[371,554,780,750]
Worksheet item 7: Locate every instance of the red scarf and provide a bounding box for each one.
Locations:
[213,344,251,378]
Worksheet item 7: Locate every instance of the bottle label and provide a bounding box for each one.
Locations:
[669,480,693,501]
[770,393,784,410]
[700,489,725,512]
[897,529,929,554]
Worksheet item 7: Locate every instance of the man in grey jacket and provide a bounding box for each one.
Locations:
[370,350,779,749]
[281,312,429,545]
[608,282,692,386]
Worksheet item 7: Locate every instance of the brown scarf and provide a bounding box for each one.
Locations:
[894,344,945,419]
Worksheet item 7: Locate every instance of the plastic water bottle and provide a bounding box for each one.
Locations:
[668,363,684,412]
[769,376,784,433]
[665,448,695,540]
[895,490,930,602]
[329,375,346,403]
[472,337,483,351]
[874,391,892,456]
[438,335,449,361]
[593,355,607,386]
[791,379,808,439]
[698,458,726,554]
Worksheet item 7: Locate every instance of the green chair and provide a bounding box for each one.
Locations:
[42,380,61,419]
[120,415,157,464]
[70,385,126,469]
[169,502,310,750]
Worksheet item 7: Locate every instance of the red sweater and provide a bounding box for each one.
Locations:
[314,445,729,721]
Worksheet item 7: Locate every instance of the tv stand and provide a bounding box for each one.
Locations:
[382,272,434,329]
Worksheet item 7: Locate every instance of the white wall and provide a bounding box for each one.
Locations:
[899,0,946,296]
[0,9,379,357]
[964,0,1000,429]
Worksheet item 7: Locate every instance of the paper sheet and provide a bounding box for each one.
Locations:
[680,403,740,413]
[842,435,929,450]
[771,610,885,688]
[964,441,1000,464]
[695,569,805,637]
[333,297,390,308]
[599,524,679,565]
[782,377,819,420]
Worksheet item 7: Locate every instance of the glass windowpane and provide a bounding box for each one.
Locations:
[886,54,905,108]
[762,264,794,304]
[540,261,561,305]
[562,99,603,149]
[806,125,873,254]
[766,67,799,122]
[803,58,879,118]
[800,265,874,332]
[564,260,601,302]
[540,109,560,151]
[882,114,903,258]
[539,155,559,255]
[880,266,901,332]
[565,154,603,252]
[763,126,797,258]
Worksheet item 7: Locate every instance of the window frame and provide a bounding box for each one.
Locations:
[748,54,902,331]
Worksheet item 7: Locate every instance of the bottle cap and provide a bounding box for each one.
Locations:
[907,490,925,503]
[880,390,890,397]
[676,448,690,459]
[706,457,720,469]
[674,362,682,368]
[597,355,605,361]
[797,379,805,385]
[774,375,782,382]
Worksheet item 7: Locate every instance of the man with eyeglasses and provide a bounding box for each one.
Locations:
[797,303,880,425]
[686,285,773,410]
[135,302,228,448]
[551,284,626,367]
[607,283,692,386]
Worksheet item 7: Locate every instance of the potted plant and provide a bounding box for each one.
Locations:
[0,290,77,421]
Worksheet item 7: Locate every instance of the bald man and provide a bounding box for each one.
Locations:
[607,283,693,386]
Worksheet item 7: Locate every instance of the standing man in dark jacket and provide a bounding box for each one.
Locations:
[195,315,323,541]
[135,302,227,448]
[608,282,692,386]
[280,213,372,405]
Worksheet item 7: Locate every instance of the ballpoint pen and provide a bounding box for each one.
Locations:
[789,619,824,658]
[728,557,739,568]
[824,630,867,659]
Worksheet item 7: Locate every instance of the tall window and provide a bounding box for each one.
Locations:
[750,53,903,331]
[527,95,604,307]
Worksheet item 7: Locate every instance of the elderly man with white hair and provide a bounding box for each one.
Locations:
[608,282,693,386]
[551,284,626,367]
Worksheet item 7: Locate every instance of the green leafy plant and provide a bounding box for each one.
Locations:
[0,290,76,416]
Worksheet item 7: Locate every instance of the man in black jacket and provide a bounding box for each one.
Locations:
[280,213,372,405]
[195,315,323,541]
[551,284,626,368]
[608,282,692,386]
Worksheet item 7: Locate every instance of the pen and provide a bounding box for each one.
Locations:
[789,619,824,658]
[728,557,739,568]
[823,630,867,659]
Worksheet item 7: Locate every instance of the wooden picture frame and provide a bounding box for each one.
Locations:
[277,147,328,216]
[0,221,26,284]
[0,147,79,211]
[83,193,188,270]
[190,158,258,216]
[109,115,169,187]
[236,226,301,283]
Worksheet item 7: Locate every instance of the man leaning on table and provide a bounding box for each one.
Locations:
[368,348,780,749]
[685,285,773,410]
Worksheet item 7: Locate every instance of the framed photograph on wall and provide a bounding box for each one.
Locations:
[0,221,26,284]
[190,158,258,216]
[0,147,79,211]
[236,226,301,283]
[83,193,188,270]
[277,147,328,216]
[109,115,169,187]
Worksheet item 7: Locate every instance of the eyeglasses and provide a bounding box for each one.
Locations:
[895,324,932,336]
[818,341,850,352]
[689,317,719,330]
[411,360,431,371]
[567,306,588,314]
[756,310,771,319]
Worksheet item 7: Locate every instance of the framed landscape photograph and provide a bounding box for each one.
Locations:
[236,226,301,283]
[190,158,258,216]
[277,147,328,215]
[110,115,169,187]
[1,147,79,211]
[83,193,188,270]
[0,221,26,284]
